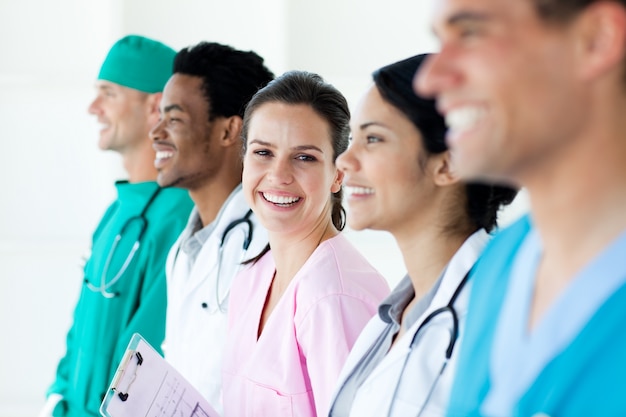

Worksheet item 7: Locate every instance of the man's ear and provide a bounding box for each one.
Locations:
[431,151,460,186]
[220,115,243,147]
[575,1,626,81]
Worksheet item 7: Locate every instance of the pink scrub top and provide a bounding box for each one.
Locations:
[222,234,390,417]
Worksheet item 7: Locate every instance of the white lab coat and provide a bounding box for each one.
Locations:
[330,229,490,417]
[163,185,268,414]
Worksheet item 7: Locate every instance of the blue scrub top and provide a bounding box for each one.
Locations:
[446,215,626,417]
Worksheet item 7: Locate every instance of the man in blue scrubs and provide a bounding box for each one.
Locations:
[40,36,193,417]
[415,0,626,415]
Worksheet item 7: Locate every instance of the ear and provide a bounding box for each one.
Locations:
[431,151,460,187]
[331,168,344,193]
[220,115,244,148]
[575,2,626,81]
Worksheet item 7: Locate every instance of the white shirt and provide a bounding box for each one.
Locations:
[163,185,268,414]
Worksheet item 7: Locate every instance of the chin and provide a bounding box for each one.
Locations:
[97,139,110,151]
[346,218,368,232]
[157,176,178,189]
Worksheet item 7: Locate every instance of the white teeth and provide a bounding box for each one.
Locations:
[445,107,485,133]
[155,150,174,159]
[262,192,300,205]
[344,186,375,196]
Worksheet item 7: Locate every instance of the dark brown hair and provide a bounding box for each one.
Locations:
[242,71,350,263]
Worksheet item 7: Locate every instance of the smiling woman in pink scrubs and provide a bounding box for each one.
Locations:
[221,71,390,417]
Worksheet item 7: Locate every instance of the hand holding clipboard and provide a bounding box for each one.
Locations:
[101,333,221,417]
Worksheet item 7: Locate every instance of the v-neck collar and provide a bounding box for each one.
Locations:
[483,226,626,416]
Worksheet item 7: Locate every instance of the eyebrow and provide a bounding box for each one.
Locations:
[248,139,324,153]
[163,104,184,113]
[432,10,490,35]
[358,121,391,130]
[97,84,114,92]
[447,10,490,26]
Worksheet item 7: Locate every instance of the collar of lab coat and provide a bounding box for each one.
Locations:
[347,229,491,381]
[165,184,267,308]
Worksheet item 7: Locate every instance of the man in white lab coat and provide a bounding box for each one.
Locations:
[149,41,273,413]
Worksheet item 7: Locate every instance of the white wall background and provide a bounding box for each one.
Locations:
[0,1,528,416]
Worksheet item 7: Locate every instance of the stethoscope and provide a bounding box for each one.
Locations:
[212,209,254,312]
[84,187,162,299]
[387,269,471,417]
[169,208,255,313]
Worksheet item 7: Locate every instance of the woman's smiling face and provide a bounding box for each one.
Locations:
[337,85,437,233]
[242,102,343,237]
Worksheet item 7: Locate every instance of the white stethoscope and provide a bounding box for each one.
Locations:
[387,270,470,417]
[84,187,162,299]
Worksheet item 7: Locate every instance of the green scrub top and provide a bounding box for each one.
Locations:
[47,181,193,417]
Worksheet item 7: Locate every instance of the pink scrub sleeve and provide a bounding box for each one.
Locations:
[296,292,384,416]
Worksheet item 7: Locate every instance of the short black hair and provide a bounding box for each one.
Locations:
[173,42,275,121]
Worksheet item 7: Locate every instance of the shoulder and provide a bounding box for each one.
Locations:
[91,200,120,239]
[471,215,533,288]
[308,234,382,275]
[153,187,194,213]
[464,215,534,338]
[293,234,389,309]
[464,216,533,322]
[519,282,626,415]
[484,214,532,256]
[145,188,193,239]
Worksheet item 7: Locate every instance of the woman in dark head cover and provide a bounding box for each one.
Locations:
[328,54,518,417]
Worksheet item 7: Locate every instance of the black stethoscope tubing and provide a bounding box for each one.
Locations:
[167,208,255,311]
[220,209,253,251]
[387,269,471,417]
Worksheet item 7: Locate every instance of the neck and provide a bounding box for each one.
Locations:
[121,140,158,183]
[391,187,473,297]
[525,164,626,286]
[520,84,626,330]
[522,98,626,282]
[524,156,626,330]
[189,151,243,227]
[190,178,241,228]
[269,218,338,287]
[394,219,470,298]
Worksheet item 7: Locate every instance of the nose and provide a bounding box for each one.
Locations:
[336,144,359,174]
[149,118,166,142]
[88,95,102,116]
[413,49,461,99]
[267,156,294,185]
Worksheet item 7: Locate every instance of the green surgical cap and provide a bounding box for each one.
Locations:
[97,35,176,93]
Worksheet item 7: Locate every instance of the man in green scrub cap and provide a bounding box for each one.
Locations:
[39,35,194,417]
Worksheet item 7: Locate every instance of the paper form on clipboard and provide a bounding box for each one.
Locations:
[100,333,221,417]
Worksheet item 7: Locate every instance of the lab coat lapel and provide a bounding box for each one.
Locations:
[364,230,489,384]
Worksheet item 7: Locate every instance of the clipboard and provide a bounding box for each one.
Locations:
[100,333,221,417]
